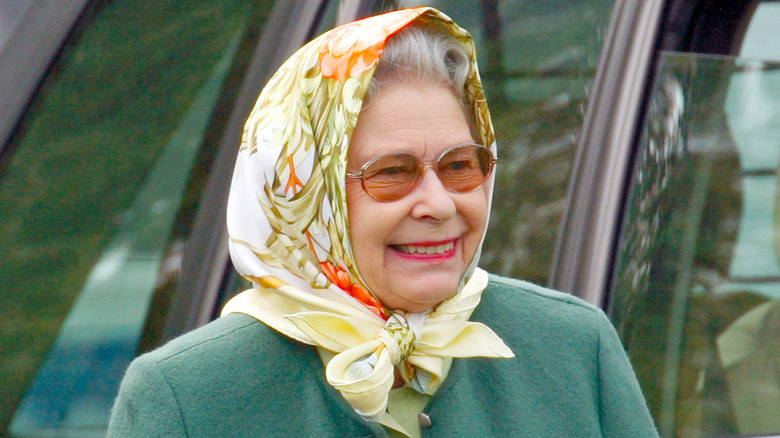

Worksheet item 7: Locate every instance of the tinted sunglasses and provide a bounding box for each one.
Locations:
[346,143,497,202]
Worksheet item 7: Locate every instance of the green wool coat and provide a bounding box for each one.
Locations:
[107,274,659,437]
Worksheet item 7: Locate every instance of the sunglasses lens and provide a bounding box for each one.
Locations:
[362,154,419,201]
[436,145,493,192]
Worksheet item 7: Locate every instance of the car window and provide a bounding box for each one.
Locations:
[0,1,276,435]
[610,2,780,436]
[388,0,615,284]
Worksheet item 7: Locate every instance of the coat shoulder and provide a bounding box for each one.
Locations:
[145,313,260,356]
[130,312,313,385]
[480,273,604,327]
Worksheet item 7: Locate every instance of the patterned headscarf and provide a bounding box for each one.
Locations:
[223,7,512,421]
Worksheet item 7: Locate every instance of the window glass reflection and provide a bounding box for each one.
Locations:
[611,52,780,438]
[612,2,780,435]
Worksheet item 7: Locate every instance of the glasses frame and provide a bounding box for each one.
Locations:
[345,143,497,202]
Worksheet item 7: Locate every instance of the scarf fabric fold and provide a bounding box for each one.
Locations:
[223,7,511,420]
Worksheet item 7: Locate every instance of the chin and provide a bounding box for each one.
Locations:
[389,283,459,312]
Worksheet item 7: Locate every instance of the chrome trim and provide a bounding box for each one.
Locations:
[0,1,89,154]
[337,0,363,24]
[549,0,665,305]
[170,0,332,336]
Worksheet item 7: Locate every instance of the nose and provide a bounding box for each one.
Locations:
[409,167,457,221]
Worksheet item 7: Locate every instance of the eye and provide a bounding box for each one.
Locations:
[444,160,473,171]
[363,154,417,179]
[439,152,478,174]
[375,165,408,176]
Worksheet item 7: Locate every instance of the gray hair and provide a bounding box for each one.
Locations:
[364,20,473,118]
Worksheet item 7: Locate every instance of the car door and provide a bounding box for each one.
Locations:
[558,0,780,436]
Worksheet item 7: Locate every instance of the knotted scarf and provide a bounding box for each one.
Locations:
[223,7,513,421]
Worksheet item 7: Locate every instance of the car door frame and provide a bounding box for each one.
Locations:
[0,1,90,157]
[549,0,666,307]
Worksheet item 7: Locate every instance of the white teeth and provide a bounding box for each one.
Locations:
[397,241,454,255]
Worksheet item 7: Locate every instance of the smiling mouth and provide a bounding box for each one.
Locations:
[392,241,455,255]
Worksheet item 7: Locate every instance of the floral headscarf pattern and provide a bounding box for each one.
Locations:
[223,7,510,423]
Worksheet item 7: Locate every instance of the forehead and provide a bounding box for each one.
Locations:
[348,83,473,163]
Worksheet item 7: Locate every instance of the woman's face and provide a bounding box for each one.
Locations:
[346,82,490,313]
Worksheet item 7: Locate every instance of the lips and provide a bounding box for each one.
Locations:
[392,240,455,255]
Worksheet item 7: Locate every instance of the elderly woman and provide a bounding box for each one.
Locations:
[108,8,658,437]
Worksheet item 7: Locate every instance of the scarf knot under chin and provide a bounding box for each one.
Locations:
[221,268,513,420]
[380,314,417,364]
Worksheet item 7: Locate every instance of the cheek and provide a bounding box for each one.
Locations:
[466,187,489,223]
[477,186,491,228]
[462,190,490,249]
[345,181,368,247]
[346,182,388,260]
[345,189,392,292]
